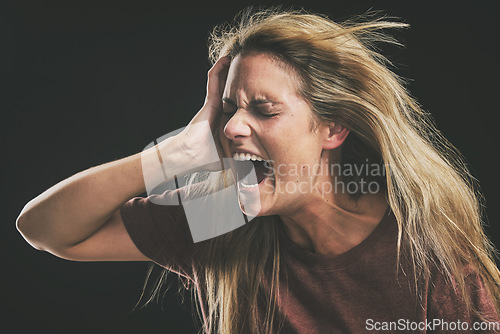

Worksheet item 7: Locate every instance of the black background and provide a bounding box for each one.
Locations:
[2,0,499,333]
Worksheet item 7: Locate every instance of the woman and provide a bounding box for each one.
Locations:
[16,7,500,333]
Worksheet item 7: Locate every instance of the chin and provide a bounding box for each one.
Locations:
[239,200,277,219]
[238,199,262,218]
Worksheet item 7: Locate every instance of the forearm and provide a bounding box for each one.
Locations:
[16,138,188,252]
[16,152,144,251]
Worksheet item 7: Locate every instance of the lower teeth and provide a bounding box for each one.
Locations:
[239,173,259,188]
[240,181,258,188]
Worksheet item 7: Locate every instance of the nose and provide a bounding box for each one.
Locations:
[223,109,252,140]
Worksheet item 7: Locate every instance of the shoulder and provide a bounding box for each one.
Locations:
[427,263,499,324]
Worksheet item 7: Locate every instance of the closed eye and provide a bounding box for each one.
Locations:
[254,105,280,117]
[221,97,281,117]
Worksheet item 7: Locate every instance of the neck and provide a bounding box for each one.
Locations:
[279,190,388,256]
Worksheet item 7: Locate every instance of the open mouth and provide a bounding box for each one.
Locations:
[232,153,273,190]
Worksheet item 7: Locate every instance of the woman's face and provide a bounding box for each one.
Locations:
[219,52,329,217]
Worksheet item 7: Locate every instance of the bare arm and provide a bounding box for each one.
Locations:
[16,145,179,259]
[16,57,230,261]
[17,152,147,260]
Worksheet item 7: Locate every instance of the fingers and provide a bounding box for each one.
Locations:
[205,56,230,107]
[190,57,230,126]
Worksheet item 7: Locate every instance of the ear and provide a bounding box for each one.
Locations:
[322,122,350,150]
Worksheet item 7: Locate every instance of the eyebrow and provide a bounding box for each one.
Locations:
[222,97,281,107]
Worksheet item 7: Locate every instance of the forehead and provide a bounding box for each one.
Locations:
[224,52,301,100]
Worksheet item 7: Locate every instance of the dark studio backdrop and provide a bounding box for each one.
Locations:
[2,0,499,333]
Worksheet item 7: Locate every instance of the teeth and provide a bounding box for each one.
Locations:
[232,153,265,162]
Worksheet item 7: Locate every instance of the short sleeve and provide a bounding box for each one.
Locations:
[428,264,499,332]
[120,189,205,280]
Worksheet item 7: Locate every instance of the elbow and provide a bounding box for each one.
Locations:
[16,207,46,251]
[16,206,79,259]
[16,207,29,235]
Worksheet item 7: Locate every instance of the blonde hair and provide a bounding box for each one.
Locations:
[150,7,500,333]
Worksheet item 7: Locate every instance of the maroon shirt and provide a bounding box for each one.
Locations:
[120,190,499,333]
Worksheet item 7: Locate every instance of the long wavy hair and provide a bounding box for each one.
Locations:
[145,7,500,334]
